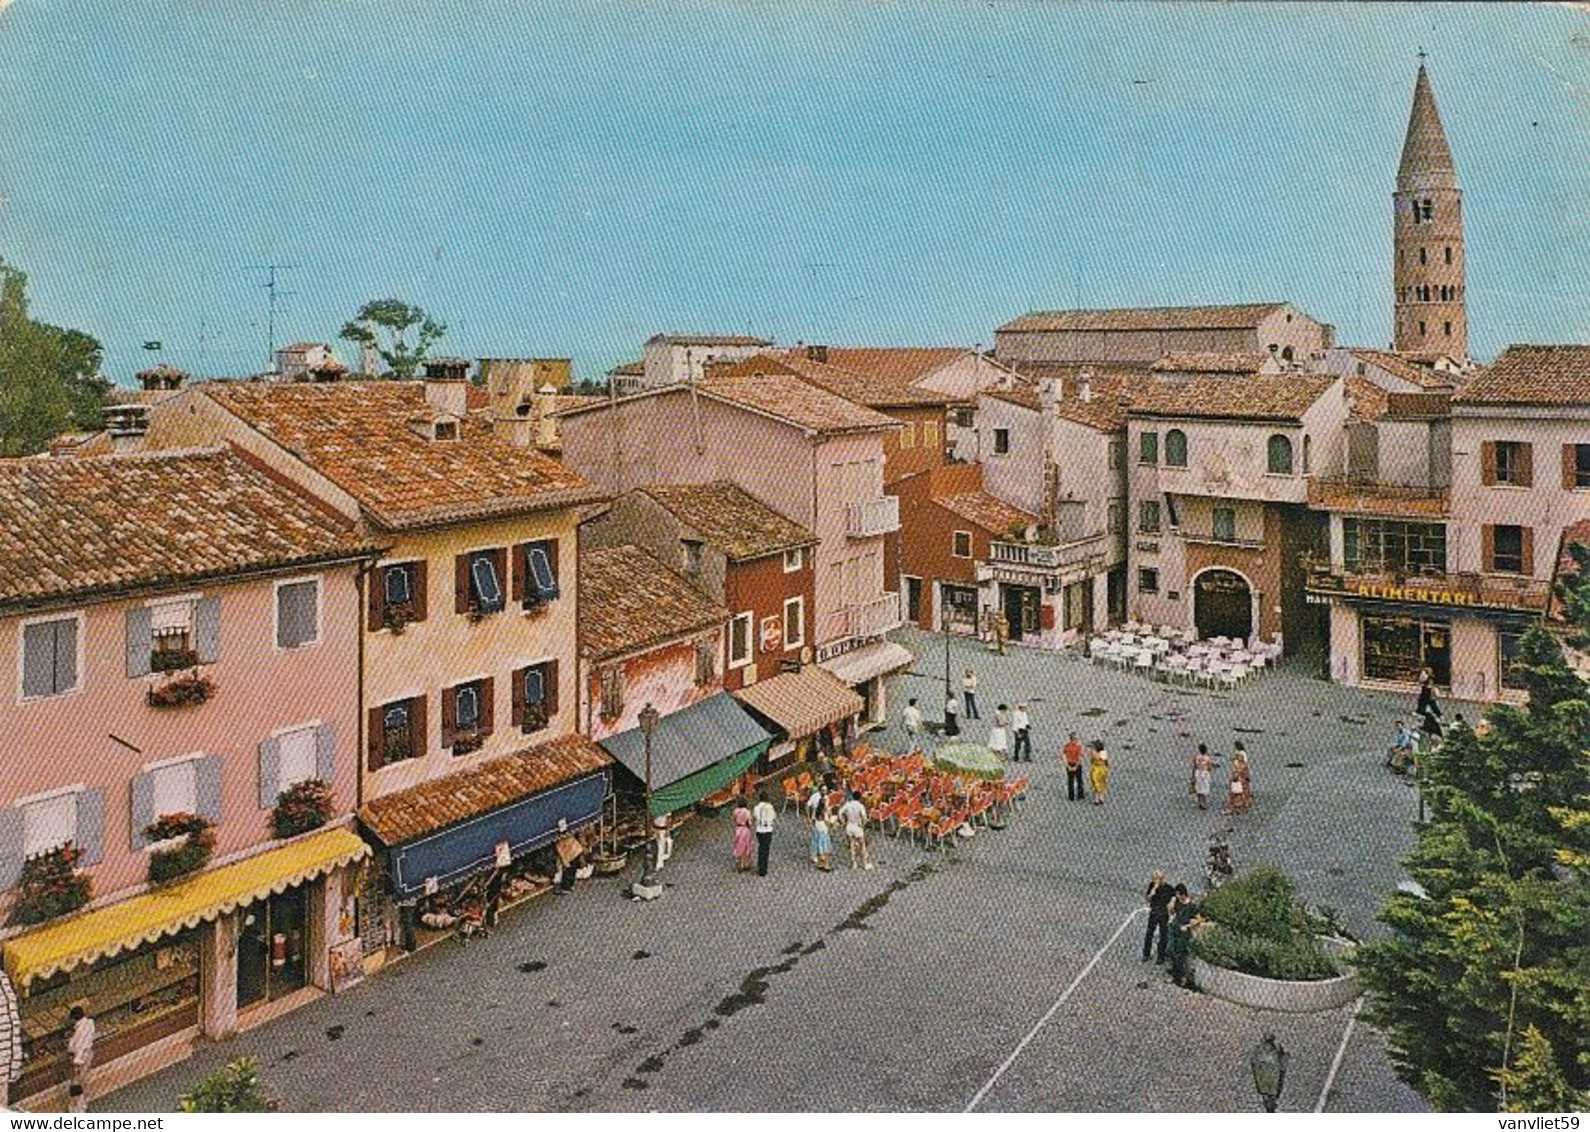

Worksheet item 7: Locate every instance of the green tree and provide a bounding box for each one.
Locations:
[177,1057,271,1112]
[1359,625,1590,1112]
[0,260,108,456]
[338,298,445,379]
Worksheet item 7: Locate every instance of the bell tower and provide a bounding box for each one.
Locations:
[1393,59,1466,357]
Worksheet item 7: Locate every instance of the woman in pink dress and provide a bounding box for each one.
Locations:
[732,798,755,871]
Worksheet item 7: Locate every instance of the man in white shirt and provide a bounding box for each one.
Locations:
[962,670,980,719]
[838,791,872,871]
[902,698,922,741]
[1012,702,1032,762]
[752,791,777,876]
[67,1005,95,1095]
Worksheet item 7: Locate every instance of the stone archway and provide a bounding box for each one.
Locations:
[1194,568,1254,642]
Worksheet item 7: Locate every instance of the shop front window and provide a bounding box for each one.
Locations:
[1362,613,1451,686]
[1343,518,1447,577]
[236,886,308,1010]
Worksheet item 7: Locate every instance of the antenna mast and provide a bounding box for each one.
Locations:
[244,263,297,370]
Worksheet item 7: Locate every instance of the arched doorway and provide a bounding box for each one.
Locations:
[1194,569,1253,642]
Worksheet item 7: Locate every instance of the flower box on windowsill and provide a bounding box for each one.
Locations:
[450,731,485,756]
[145,813,216,887]
[382,605,416,635]
[271,779,334,840]
[151,648,201,674]
[521,597,549,617]
[465,602,502,625]
[147,671,217,709]
[382,736,416,765]
[6,842,92,927]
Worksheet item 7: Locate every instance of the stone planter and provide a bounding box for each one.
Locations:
[1191,937,1360,1013]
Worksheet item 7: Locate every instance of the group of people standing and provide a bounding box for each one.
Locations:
[1061,733,1111,804]
[1143,871,1204,988]
[906,671,1034,762]
[730,787,872,877]
[1190,741,1252,812]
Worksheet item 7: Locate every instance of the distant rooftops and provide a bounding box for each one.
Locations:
[579,544,728,660]
[635,481,817,562]
[647,334,773,348]
[1125,373,1339,422]
[728,353,951,409]
[998,302,1298,335]
[557,372,899,436]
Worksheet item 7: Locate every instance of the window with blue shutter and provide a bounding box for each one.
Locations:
[275,580,320,650]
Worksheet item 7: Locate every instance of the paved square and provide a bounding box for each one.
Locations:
[103,630,1430,1112]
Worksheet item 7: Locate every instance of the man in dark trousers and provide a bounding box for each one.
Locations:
[752,791,777,876]
[1143,870,1175,963]
[1062,732,1086,800]
[1166,885,1203,988]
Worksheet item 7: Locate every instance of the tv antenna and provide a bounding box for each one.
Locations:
[244,263,297,370]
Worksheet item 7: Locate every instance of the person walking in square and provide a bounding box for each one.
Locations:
[752,791,777,876]
[987,706,1010,761]
[943,692,960,737]
[1089,741,1111,804]
[1143,870,1175,963]
[1063,732,1086,801]
[1011,702,1032,762]
[902,697,922,742]
[732,797,755,872]
[1228,745,1252,813]
[962,669,981,719]
[1192,744,1213,811]
[1166,885,1202,987]
[809,793,833,872]
[67,1005,95,1098]
[838,790,872,870]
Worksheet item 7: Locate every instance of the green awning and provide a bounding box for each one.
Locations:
[648,740,768,816]
[598,693,775,816]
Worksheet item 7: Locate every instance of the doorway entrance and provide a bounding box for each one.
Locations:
[1194,569,1253,642]
[1001,583,1042,642]
[237,885,309,1010]
[904,576,923,626]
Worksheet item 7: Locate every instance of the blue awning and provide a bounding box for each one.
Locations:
[599,694,775,794]
[385,771,607,899]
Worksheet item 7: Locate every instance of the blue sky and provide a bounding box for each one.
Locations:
[1,1,1587,383]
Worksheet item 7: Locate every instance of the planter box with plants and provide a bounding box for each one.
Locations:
[147,670,217,709]
[150,648,200,674]
[1189,867,1361,1012]
[145,812,216,886]
[6,842,92,927]
[271,779,335,840]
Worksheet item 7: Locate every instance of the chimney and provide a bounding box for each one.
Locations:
[105,404,149,454]
[359,342,381,377]
[535,383,560,449]
[421,357,470,411]
[1078,367,1095,403]
[136,364,187,393]
[805,344,829,364]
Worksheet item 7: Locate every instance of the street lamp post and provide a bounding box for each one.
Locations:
[1250,1033,1289,1112]
[634,702,662,900]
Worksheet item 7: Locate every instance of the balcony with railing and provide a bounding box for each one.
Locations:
[1307,476,1450,518]
[987,532,1109,572]
[1305,561,1552,614]
[845,496,901,538]
[844,591,903,638]
[1177,526,1266,550]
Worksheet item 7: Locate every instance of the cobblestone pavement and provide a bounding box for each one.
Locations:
[103,629,1431,1112]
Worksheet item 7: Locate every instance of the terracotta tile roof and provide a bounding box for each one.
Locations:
[359,734,611,846]
[636,481,816,561]
[811,347,968,386]
[1347,348,1456,390]
[1346,377,1390,423]
[608,360,645,376]
[280,342,330,353]
[1125,373,1339,422]
[983,365,1160,432]
[579,544,728,660]
[1453,345,1590,408]
[0,447,379,609]
[731,353,952,408]
[998,303,1291,334]
[936,491,1037,535]
[647,334,772,347]
[204,382,602,531]
[1151,352,1273,375]
[697,372,900,433]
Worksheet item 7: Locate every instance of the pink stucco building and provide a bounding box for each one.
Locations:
[0,448,378,1108]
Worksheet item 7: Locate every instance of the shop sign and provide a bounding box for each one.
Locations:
[987,565,1046,586]
[816,634,879,664]
[761,615,782,652]
[1350,580,1477,607]
[494,841,512,869]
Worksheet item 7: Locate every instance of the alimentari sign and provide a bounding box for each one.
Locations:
[1348,579,1477,607]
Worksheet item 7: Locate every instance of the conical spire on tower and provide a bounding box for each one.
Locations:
[1397,64,1458,193]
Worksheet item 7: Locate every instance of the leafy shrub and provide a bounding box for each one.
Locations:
[1194,924,1341,981]
[1199,866,1305,941]
[178,1058,270,1112]
[271,779,334,840]
[1193,867,1343,981]
[7,842,91,926]
[146,813,215,886]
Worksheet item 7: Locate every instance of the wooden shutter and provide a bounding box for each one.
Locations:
[1566,445,1578,490]
[258,736,282,808]
[512,544,529,603]
[53,620,78,694]
[1516,443,1534,487]
[0,808,23,891]
[480,676,495,735]
[490,548,508,608]
[1521,527,1535,576]
[544,539,560,592]
[511,667,527,728]
[368,566,386,631]
[441,685,457,749]
[412,695,428,759]
[194,595,222,663]
[367,706,386,771]
[1481,524,1495,572]
[454,554,470,614]
[315,723,336,784]
[544,660,559,722]
[126,606,153,678]
[21,622,56,699]
[411,560,429,622]
[76,788,105,866]
[1480,441,1497,486]
[195,755,224,823]
[129,771,155,850]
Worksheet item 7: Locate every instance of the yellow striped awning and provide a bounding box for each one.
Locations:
[3,827,369,989]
